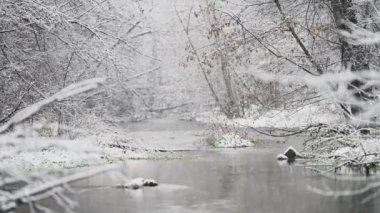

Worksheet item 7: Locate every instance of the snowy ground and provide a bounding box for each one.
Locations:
[0,119,206,170]
[196,103,344,148]
[197,103,344,129]
[213,133,254,148]
[0,134,150,170]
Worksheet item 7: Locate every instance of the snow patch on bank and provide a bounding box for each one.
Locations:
[197,104,343,129]
[214,133,254,148]
[246,104,342,128]
[0,133,151,170]
[332,138,380,162]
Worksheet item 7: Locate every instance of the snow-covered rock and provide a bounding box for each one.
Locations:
[143,179,159,187]
[284,146,302,159]
[124,178,145,190]
[277,146,302,161]
[123,178,159,190]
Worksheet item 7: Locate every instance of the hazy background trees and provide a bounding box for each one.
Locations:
[0,0,152,134]
[178,0,380,125]
[2,0,380,132]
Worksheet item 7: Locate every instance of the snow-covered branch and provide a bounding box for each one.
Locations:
[0,78,104,134]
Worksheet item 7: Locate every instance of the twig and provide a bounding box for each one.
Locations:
[241,124,322,138]
[148,103,192,113]
[0,29,17,34]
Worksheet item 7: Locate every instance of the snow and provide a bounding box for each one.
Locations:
[332,147,359,159]
[0,133,151,170]
[0,146,149,171]
[284,146,302,157]
[214,133,254,148]
[332,138,380,162]
[277,147,302,161]
[339,20,380,45]
[123,178,145,189]
[122,178,159,189]
[277,154,288,161]
[0,118,208,170]
[242,104,342,128]
[197,104,343,129]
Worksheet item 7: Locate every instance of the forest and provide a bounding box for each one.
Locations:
[2,0,380,212]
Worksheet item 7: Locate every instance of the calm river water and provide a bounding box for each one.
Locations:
[18,119,380,213]
[72,149,380,213]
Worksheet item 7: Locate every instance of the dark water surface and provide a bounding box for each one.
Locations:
[72,147,380,213]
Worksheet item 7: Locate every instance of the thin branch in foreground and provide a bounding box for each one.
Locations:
[0,78,105,134]
[0,164,119,212]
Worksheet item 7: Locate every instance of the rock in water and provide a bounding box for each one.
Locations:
[276,154,288,161]
[143,179,158,187]
[123,178,159,190]
[283,146,300,160]
[276,146,302,161]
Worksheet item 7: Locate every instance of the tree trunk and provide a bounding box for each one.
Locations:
[330,0,374,127]
[220,53,240,118]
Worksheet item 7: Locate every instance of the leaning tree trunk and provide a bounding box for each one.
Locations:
[220,53,241,118]
[330,0,375,127]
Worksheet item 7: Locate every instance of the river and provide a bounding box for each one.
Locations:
[18,119,380,213]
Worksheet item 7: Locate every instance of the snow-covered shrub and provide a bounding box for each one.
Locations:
[303,124,358,155]
[204,118,253,148]
[303,124,380,163]
[214,133,253,148]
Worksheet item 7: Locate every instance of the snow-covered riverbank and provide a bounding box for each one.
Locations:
[0,119,205,170]
[0,132,151,170]
[1,103,376,171]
